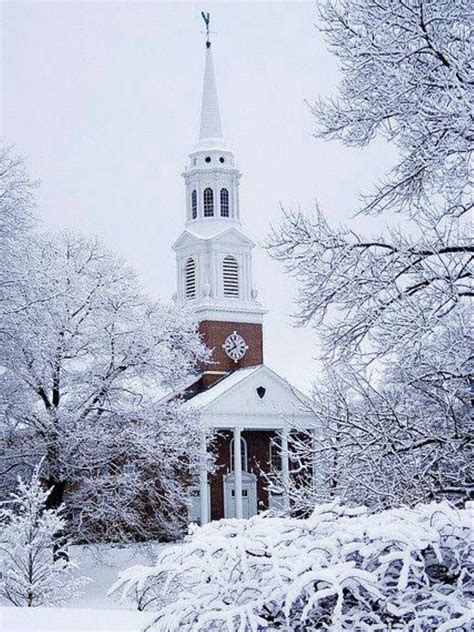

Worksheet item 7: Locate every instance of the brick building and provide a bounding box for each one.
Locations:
[172,27,317,524]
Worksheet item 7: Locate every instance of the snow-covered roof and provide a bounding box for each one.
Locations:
[186,366,261,409]
[185,364,314,416]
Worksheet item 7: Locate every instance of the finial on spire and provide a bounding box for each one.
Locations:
[201,11,211,48]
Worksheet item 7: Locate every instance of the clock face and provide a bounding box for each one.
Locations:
[223,331,248,363]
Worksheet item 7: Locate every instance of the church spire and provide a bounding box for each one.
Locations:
[198,12,223,144]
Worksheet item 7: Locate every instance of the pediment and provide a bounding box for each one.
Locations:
[208,227,255,248]
[173,227,254,251]
[187,365,315,424]
[172,230,204,250]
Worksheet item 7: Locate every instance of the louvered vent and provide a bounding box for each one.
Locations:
[223,256,239,298]
[185,258,196,299]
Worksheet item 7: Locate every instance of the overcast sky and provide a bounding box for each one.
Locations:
[2,1,395,391]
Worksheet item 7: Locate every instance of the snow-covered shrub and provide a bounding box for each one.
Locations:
[111,501,473,631]
[0,470,89,606]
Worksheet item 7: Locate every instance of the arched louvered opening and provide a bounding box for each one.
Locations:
[191,190,197,219]
[220,188,229,217]
[203,188,214,217]
[185,257,196,299]
[223,256,239,298]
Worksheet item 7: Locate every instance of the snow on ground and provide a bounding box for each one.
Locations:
[0,606,154,632]
[1,541,173,631]
[68,541,170,610]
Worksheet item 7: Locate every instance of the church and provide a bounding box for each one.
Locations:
[171,24,317,524]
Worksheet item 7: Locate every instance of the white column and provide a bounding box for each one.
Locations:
[312,428,319,500]
[281,429,290,515]
[233,427,243,519]
[199,432,209,525]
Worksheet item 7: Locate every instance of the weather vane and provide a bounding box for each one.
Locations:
[201,11,211,48]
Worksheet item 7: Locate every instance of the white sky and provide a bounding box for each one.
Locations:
[2,1,395,392]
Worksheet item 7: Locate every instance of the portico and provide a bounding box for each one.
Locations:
[187,365,317,524]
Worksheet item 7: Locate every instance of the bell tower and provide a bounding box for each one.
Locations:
[173,17,266,387]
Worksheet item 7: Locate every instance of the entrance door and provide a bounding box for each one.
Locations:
[223,472,257,519]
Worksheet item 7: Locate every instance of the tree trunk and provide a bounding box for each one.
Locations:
[45,477,69,560]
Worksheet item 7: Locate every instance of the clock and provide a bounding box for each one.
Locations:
[223,331,248,363]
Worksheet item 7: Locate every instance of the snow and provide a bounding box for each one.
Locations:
[112,501,473,631]
[1,541,171,631]
[185,365,261,408]
[69,542,169,610]
[0,606,154,632]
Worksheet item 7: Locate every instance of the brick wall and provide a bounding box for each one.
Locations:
[199,320,263,377]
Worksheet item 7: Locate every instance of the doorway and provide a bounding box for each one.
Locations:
[223,472,258,519]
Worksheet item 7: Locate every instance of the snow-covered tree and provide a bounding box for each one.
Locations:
[0,231,209,541]
[0,142,38,496]
[0,141,37,278]
[111,500,473,631]
[314,0,472,222]
[269,326,471,514]
[0,468,88,607]
[266,1,472,508]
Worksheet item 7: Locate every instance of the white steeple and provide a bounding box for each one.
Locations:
[173,19,266,325]
[198,43,224,146]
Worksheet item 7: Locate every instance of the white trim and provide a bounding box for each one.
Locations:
[233,428,243,518]
[281,430,290,514]
[188,484,211,524]
[199,433,209,524]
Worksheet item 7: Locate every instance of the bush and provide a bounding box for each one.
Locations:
[111,501,472,631]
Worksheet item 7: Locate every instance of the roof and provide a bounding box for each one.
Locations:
[186,366,261,409]
[198,44,223,142]
[184,364,313,413]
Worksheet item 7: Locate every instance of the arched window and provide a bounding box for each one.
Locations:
[220,188,229,217]
[203,188,214,217]
[230,437,248,472]
[185,257,196,299]
[223,256,239,298]
[191,190,197,219]
[270,436,282,472]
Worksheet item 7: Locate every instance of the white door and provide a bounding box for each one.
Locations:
[223,473,257,519]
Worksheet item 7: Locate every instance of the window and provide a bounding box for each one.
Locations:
[270,437,282,472]
[230,437,248,472]
[191,190,197,219]
[185,257,196,299]
[220,188,229,217]
[203,188,214,217]
[223,256,239,298]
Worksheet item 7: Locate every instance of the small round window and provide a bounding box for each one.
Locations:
[219,157,225,164]
[205,156,211,163]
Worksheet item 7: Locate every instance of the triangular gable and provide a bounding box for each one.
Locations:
[209,227,255,248]
[173,227,254,251]
[172,229,204,250]
[186,365,314,421]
